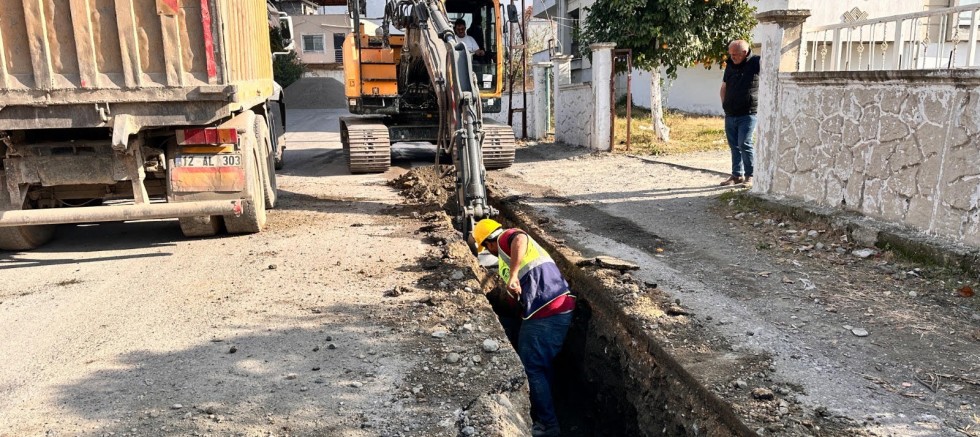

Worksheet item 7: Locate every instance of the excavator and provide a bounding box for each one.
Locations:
[341,0,518,235]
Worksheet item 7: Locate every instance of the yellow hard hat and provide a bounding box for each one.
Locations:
[472,218,503,252]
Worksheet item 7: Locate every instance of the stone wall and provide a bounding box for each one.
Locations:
[555,83,594,148]
[758,70,980,247]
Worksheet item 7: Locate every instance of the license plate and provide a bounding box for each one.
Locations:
[175,154,241,167]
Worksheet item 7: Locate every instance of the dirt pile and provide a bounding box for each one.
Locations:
[284,77,347,109]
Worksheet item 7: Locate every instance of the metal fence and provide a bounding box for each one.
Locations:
[801,4,980,71]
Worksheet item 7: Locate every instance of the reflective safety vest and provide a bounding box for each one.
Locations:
[497,232,570,319]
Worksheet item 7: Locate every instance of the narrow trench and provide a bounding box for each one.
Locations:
[473,205,740,436]
[470,201,649,435]
[552,298,641,436]
[482,288,658,436]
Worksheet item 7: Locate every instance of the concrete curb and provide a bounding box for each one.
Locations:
[748,193,980,275]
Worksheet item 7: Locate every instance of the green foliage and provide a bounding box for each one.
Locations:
[581,0,757,77]
[273,51,305,88]
[270,27,286,53]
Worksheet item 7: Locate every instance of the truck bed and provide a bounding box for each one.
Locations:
[0,0,274,129]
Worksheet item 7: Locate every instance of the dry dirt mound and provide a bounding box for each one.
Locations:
[284,77,347,109]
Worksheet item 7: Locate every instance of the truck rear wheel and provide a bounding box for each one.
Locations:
[256,115,278,209]
[178,216,223,237]
[224,127,267,234]
[273,138,285,170]
[0,225,55,251]
[0,176,56,250]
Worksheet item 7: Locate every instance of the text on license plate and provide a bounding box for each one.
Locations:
[175,154,242,167]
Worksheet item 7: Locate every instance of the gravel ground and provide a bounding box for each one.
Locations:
[0,109,529,437]
[3,108,977,436]
[489,142,980,436]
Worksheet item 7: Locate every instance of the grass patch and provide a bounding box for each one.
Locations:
[718,190,760,212]
[612,101,726,155]
[56,278,82,287]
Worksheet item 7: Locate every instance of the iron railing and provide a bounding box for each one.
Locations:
[801,4,980,71]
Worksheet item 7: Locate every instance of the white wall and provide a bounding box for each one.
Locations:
[293,15,351,65]
[303,68,344,80]
[484,93,534,139]
[555,84,593,147]
[627,67,724,115]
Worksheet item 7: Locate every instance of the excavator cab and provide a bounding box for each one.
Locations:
[340,0,515,176]
[444,0,504,112]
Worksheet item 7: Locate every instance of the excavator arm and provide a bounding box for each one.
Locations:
[381,0,496,236]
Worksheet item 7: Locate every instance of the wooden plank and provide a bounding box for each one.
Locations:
[157,0,185,87]
[69,0,100,88]
[22,0,54,90]
[114,0,142,87]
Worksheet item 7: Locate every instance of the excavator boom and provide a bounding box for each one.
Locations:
[345,0,500,235]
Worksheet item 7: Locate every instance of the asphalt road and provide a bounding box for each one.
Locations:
[0,108,527,436]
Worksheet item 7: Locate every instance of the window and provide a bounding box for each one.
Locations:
[445,0,499,90]
[333,34,346,63]
[302,34,325,53]
[569,9,580,57]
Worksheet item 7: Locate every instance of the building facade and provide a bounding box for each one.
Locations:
[293,14,354,77]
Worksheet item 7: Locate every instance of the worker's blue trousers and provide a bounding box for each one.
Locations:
[514,312,573,428]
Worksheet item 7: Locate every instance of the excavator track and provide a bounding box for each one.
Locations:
[481,122,516,170]
[340,117,392,174]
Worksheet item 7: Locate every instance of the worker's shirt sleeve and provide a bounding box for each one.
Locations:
[461,36,479,53]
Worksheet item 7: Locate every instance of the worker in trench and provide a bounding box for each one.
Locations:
[472,219,575,437]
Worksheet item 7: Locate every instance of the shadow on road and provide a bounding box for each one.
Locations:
[276,148,346,178]
[0,252,170,270]
[274,190,399,215]
[0,220,183,265]
[53,304,412,435]
[513,142,594,165]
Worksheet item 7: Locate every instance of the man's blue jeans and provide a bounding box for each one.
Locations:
[725,114,757,178]
[507,312,572,428]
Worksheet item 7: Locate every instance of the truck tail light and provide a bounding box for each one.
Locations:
[176,128,239,146]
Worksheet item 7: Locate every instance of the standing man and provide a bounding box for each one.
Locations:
[454,18,485,57]
[720,39,760,187]
[472,218,575,437]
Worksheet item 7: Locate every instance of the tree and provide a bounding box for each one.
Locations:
[273,51,305,89]
[581,0,756,142]
[504,7,552,91]
[270,27,305,88]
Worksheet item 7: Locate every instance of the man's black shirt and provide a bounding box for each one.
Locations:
[722,53,760,117]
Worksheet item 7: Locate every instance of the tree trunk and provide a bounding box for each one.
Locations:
[649,67,670,142]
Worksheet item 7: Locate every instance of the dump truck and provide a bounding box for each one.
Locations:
[0,0,291,250]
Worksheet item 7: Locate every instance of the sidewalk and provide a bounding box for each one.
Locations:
[491,142,980,436]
